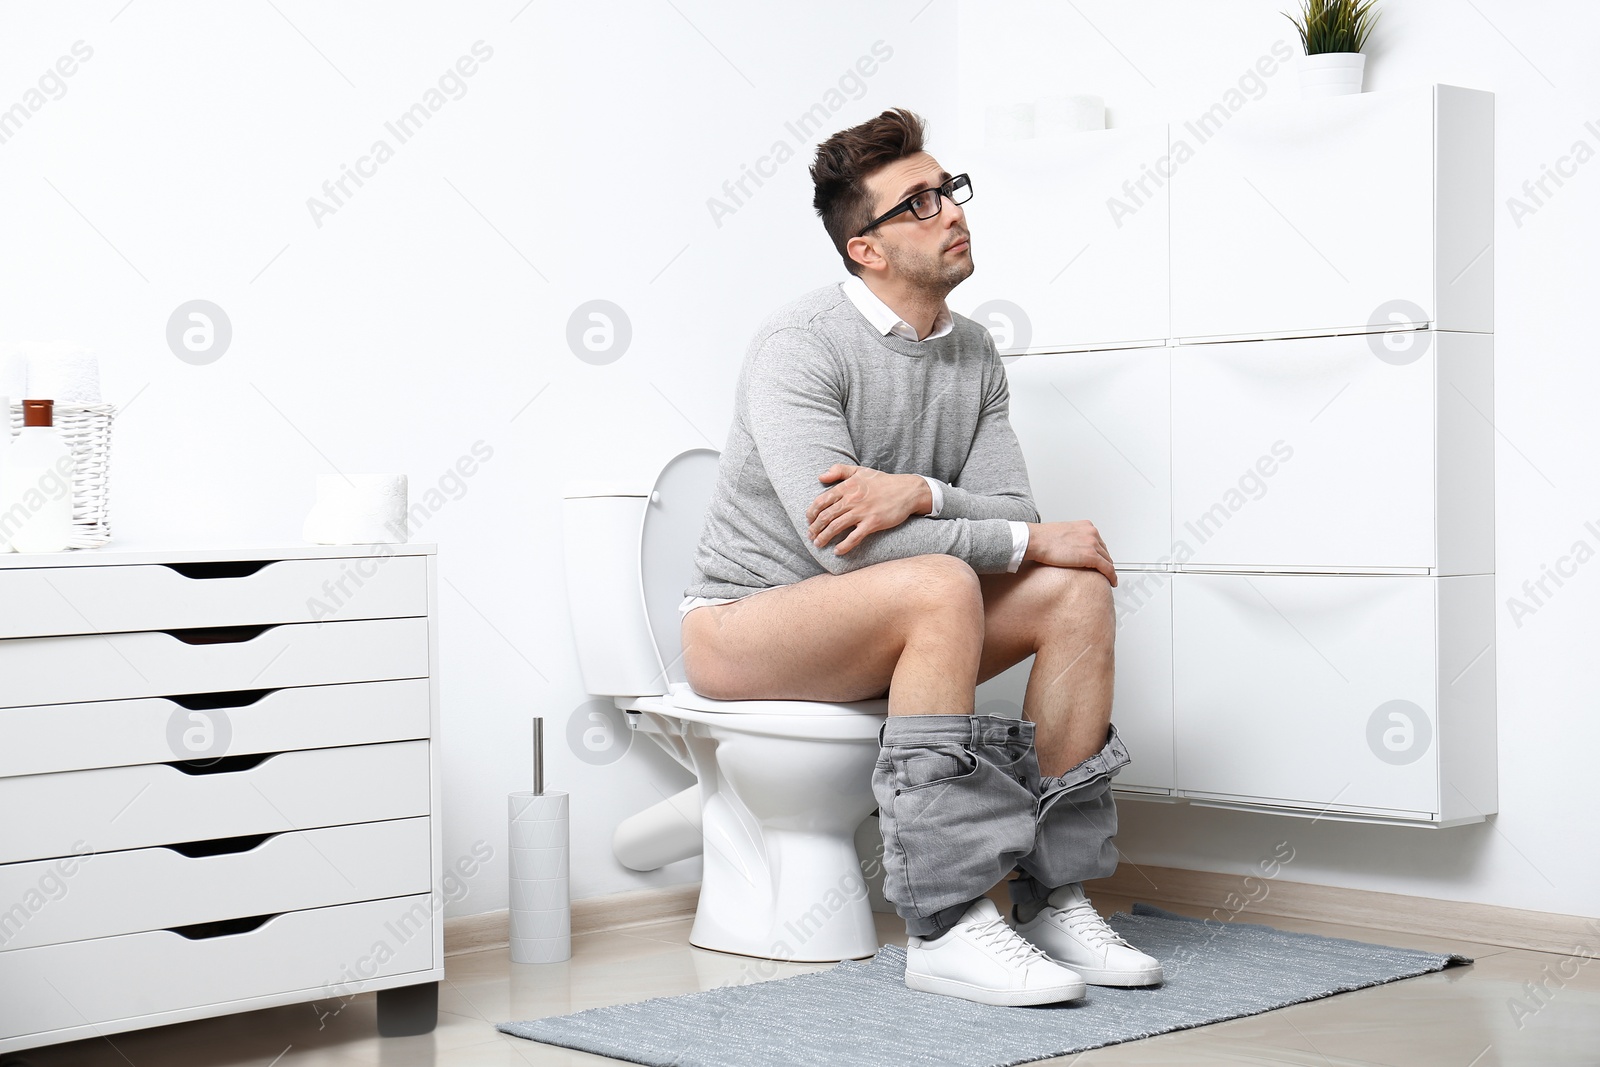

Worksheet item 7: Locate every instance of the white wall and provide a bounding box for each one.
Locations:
[961,0,1600,921]
[0,1,958,919]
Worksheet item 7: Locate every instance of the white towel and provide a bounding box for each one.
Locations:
[302,474,410,545]
[1035,94,1106,135]
[27,343,102,404]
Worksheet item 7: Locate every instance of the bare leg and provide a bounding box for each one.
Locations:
[976,562,1116,778]
[682,553,985,716]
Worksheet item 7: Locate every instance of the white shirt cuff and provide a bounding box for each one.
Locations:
[920,476,944,518]
[1007,521,1029,572]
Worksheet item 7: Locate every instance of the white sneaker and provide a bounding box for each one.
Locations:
[903,897,1087,1006]
[1011,883,1163,986]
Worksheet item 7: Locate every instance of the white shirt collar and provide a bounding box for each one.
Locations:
[840,275,954,342]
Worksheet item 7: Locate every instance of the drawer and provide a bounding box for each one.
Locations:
[1007,347,1171,565]
[1170,572,1498,820]
[1169,85,1492,339]
[0,740,430,864]
[0,817,431,951]
[0,616,429,708]
[0,554,429,639]
[0,678,432,777]
[0,894,435,1045]
[1170,332,1493,573]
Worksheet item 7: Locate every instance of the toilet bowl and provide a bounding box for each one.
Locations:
[562,448,889,962]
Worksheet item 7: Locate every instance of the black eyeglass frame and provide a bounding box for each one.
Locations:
[854,173,973,238]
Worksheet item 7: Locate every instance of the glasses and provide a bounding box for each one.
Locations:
[855,173,973,237]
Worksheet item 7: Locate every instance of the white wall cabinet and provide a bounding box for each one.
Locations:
[1169,84,1493,340]
[0,543,444,1055]
[1005,346,1170,564]
[978,83,1495,827]
[958,126,1170,353]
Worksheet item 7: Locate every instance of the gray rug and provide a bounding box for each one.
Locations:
[498,902,1472,1067]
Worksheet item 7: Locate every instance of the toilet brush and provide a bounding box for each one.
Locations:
[508,717,572,963]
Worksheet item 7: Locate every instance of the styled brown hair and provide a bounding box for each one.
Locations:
[810,107,926,277]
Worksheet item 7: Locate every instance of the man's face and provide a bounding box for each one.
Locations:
[857,151,973,294]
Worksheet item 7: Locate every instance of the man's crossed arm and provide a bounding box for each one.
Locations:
[804,462,1116,586]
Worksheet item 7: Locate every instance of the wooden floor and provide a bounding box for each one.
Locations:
[13,890,1600,1066]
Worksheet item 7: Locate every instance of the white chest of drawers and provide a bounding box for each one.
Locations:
[0,542,444,1054]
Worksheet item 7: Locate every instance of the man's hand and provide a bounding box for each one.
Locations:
[806,464,929,555]
[1024,520,1118,586]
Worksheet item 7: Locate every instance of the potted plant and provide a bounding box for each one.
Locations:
[1285,0,1381,98]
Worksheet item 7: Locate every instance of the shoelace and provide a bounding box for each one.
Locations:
[1051,896,1134,951]
[966,917,1054,966]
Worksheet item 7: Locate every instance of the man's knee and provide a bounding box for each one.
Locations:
[1043,566,1115,633]
[891,554,983,619]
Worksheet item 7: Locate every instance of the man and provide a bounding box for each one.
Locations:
[679,107,1162,1006]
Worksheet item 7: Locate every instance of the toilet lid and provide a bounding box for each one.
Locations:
[640,449,723,689]
[665,681,889,718]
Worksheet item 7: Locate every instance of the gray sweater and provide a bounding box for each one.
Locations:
[684,283,1040,600]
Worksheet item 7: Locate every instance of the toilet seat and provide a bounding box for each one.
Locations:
[665,681,887,717]
[625,682,888,742]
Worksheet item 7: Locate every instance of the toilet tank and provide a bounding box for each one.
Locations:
[561,449,722,698]
[561,483,665,697]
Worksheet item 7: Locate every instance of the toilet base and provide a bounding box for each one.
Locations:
[688,826,879,963]
[621,697,888,963]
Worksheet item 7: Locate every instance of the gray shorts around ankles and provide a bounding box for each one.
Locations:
[870,712,1131,938]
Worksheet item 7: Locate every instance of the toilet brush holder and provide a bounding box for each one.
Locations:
[508,789,571,963]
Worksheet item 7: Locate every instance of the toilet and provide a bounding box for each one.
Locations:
[561,447,889,963]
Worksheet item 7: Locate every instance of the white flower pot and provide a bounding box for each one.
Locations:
[1296,52,1366,97]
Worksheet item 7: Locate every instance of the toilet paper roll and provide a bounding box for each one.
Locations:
[508,790,570,964]
[984,102,1036,146]
[27,344,102,404]
[1035,94,1106,135]
[301,473,409,545]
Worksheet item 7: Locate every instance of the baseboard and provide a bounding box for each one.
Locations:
[447,869,1600,959]
[1082,864,1600,956]
[445,883,700,956]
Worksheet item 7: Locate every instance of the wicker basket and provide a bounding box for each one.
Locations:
[6,400,115,548]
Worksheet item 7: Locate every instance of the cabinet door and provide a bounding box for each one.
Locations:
[1007,347,1170,565]
[958,126,1169,352]
[1170,334,1434,570]
[1107,568,1174,793]
[1172,573,1439,818]
[1169,86,1435,339]
[974,567,1173,793]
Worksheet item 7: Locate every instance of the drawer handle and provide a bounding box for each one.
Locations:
[168,751,278,776]
[162,560,279,580]
[169,688,277,710]
[164,624,277,645]
[169,912,280,940]
[164,832,278,858]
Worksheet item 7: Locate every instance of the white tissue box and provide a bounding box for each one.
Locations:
[302,474,410,545]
